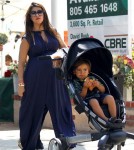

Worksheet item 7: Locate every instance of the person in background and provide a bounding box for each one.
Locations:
[3,54,13,77]
[72,59,122,123]
[5,54,13,66]
[18,2,75,150]
[0,44,3,51]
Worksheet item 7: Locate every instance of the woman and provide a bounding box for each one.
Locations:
[18,2,75,150]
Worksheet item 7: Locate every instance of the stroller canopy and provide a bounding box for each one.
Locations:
[66,38,113,78]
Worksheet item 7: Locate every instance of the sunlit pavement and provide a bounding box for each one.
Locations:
[0,124,134,150]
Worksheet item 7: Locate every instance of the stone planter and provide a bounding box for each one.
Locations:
[114,74,132,101]
[123,86,132,101]
[13,74,18,94]
[113,74,124,95]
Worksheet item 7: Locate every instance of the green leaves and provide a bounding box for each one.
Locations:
[0,33,8,45]
[113,55,134,88]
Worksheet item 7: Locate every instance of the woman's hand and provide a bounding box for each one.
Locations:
[18,86,25,97]
[52,56,62,68]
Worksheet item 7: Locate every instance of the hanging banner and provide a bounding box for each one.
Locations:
[67,0,128,55]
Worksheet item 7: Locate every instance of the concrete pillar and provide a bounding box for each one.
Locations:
[123,87,132,101]
[51,0,58,29]
[51,0,67,38]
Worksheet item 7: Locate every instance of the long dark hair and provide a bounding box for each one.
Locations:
[24,2,56,42]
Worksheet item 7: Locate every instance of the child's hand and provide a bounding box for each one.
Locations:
[92,80,100,87]
[84,78,94,91]
[92,80,105,92]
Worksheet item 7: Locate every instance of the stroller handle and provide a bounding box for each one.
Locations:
[38,48,68,61]
[38,55,63,69]
[38,55,51,60]
[38,55,63,61]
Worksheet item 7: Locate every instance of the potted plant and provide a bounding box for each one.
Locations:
[8,60,18,75]
[7,60,26,94]
[8,60,18,93]
[0,33,8,51]
[112,55,134,95]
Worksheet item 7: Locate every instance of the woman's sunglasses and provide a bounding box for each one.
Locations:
[30,10,43,17]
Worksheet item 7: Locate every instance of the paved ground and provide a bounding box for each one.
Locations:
[0,123,134,150]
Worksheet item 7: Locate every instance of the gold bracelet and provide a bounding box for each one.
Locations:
[18,83,25,86]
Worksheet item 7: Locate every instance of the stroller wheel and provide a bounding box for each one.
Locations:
[98,148,111,150]
[98,145,113,150]
[111,144,122,150]
[98,144,122,150]
[117,144,122,150]
[48,138,62,150]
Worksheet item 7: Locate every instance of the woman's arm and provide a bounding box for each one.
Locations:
[52,29,67,67]
[18,38,29,97]
[56,31,67,48]
[53,28,67,48]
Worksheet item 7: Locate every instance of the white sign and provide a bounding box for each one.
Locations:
[67,0,128,55]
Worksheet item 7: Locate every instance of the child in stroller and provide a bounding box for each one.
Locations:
[72,58,122,123]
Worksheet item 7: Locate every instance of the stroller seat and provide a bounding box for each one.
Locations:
[71,72,125,131]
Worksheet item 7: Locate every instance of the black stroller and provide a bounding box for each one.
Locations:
[40,38,134,150]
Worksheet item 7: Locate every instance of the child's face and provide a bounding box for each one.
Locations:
[73,64,90,80]
[5,60,11,66]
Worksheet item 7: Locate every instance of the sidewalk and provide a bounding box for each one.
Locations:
[0,123,134,150]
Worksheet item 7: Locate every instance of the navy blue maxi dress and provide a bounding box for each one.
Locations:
[19,30,76,150]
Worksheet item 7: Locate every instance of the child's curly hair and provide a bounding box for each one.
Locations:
[73,58,92,71]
